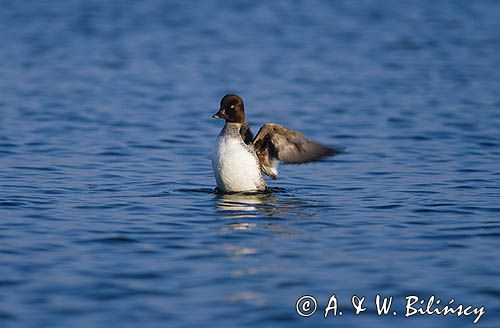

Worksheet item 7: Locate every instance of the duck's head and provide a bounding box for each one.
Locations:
[212,94,245,123]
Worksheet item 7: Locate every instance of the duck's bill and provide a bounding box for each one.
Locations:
[212,110,225,119]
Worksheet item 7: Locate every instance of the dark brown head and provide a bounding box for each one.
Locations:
[212,94,245,123]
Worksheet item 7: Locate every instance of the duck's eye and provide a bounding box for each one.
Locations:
[230,105,235,109]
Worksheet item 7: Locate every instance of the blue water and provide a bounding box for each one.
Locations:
[1,1,499,327]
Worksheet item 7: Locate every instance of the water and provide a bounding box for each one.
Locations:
[1,1,499,327]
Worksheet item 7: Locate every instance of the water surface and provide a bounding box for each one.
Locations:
[1,1,500,327]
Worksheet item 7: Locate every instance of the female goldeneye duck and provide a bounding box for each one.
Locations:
[211,94,342,193]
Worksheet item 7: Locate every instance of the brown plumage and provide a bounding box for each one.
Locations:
[253,123,338,179]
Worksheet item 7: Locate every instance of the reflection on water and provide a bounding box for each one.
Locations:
[214,190,315,221]
[215,192,277,216]
[214,191,318,243]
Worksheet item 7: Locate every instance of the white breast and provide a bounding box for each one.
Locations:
[212,136,265,192]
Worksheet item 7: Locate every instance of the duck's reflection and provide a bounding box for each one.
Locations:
[215,192,276,217]
[214,190,315,227]
[214,191,314,287]
[224,222,256,231]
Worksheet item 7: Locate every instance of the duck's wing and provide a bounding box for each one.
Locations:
[252,123,342,179]
[239,122,254,145]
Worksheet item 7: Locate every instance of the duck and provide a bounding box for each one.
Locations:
[211,94,342,193]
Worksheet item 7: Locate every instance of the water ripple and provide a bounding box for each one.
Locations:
[1,1,499,327]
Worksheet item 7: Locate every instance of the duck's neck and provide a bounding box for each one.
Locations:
[222,122,243,137]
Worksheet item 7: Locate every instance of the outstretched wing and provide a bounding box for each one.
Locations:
[252,123,342,179]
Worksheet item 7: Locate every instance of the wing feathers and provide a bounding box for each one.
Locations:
[253,123,341,179]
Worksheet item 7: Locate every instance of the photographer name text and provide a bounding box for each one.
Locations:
[295,294,485,324]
